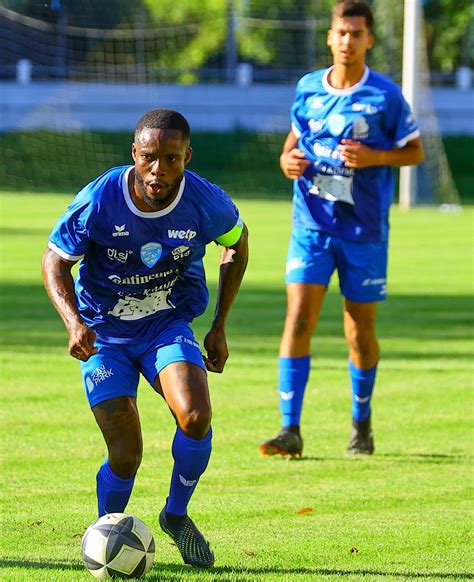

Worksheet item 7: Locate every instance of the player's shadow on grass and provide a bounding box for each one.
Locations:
[147,563,474,580]
[1,559,472,580]
[0,558,84,571]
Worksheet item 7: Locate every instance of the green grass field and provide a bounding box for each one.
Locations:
[0,193,473,581]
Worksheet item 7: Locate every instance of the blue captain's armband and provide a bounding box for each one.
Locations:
[215,217,244,247]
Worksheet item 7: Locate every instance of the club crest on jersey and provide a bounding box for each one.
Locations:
[140,242,162,268]
[327,113,346,136]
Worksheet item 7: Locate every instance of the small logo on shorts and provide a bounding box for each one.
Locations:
[86,365,114,392]
[362,278,386,287]
[286,257,307,274]
[86,377,95,393]
[174,335,199,349]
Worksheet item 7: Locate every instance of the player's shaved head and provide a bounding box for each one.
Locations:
[135,109,190,141]
[332,0,374,32]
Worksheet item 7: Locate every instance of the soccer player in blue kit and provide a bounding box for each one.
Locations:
[259,0,424,458]
[42,109,248,568]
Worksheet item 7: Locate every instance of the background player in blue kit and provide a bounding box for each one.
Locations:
[42,109,248,568]
[259,0,424,458]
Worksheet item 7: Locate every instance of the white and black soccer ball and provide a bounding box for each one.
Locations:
[81,513,155,579]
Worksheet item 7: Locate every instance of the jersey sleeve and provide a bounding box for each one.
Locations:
[48,189,94,261]
[206,186,244,246]
[290,76,309,138]
[385,86,420,148]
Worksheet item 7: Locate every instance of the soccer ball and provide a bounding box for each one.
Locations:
[81,513,155,579]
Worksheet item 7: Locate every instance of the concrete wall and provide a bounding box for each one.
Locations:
[1,82,473,135]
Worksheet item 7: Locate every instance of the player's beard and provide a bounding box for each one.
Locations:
[135,171,182,211]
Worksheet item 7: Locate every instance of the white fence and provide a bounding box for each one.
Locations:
[1,82,473,135]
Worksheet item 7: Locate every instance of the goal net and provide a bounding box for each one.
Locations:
[0,1,461,207]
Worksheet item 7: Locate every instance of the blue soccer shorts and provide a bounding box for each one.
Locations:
[79,320,206,408]
[285,227,388,303]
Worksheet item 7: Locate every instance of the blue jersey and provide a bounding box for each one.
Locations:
[48,166,242,344]
[291,66,420,242]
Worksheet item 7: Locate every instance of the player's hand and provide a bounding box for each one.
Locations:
[68,322,98,361]
[280,148,311,180]
[339,139,381,169]
[203,327,228,373]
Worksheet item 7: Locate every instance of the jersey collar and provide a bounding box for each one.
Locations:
[122,166,185,218]
[322,65,370,96]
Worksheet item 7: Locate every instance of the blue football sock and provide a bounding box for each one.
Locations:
[278,356,310,428]
[166,427,212,517]
[96,460,135,517]
[349,360,378,422]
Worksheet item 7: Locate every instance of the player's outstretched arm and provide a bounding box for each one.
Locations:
[279,130,311,180]
[339,137,425,169]
[41,249,98,362]
[203,224,249,373]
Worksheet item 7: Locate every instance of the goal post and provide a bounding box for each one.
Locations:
[399,0,421,210]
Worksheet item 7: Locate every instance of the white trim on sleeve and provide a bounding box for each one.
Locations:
[291,123,301,138]
[395,129,421,148]
[48,241,83,262]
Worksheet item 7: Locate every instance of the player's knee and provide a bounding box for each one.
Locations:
[109,445,142,479]
[179,406,212,440]
[345,326,376,356]
[286,312,314,338]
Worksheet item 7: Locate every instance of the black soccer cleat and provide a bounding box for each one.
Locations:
[347,415,375,455]
[259,427,303,458]
[159,506,215,569]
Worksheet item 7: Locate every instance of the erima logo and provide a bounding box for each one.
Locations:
[112,224,129,237]
[167,229,197,241]
[354,395,370,403]
[280,391,295,401]
[179,474,197,487]
[309,118,325,133]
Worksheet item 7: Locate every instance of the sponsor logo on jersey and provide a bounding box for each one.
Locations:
[108,268,178,285]
[167,228,197,241]
[352,116,369,140]
[112,224,130,237]
[140,242,162,268]
[309,96,324,109]
[107,248,133,263]
[171,245,191,261]
[308,118,325,133]
[352,102,378,115]
[327,113,346,136]
[313,143,344,161]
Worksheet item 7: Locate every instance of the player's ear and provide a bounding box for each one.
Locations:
[131,142,137,162]
[367,32,375,50]
[327,28,333,48]
[184,146,192,166]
